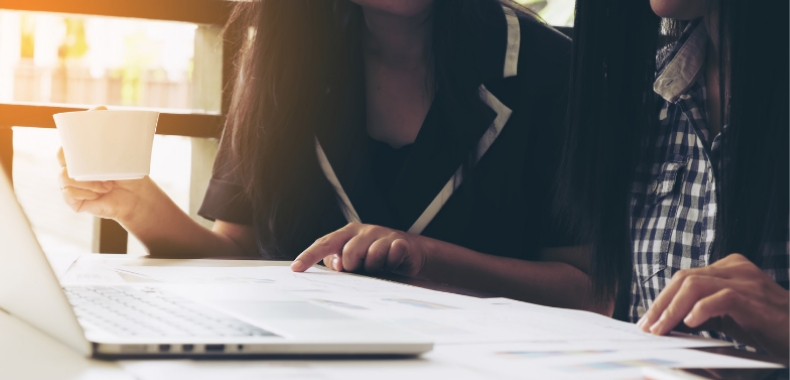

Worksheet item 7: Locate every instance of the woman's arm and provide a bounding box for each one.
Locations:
[419,241,609,314]
[291,223,610,314]
[59,149,258,258]
[120,177,258,258]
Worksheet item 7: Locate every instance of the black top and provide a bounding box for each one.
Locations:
[199,9,575,261]
[370,136,414,229]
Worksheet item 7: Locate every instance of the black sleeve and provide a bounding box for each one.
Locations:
[518,18,579,248]
[197,135,254,225]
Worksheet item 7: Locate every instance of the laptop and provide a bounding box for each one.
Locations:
[0,166,432,358]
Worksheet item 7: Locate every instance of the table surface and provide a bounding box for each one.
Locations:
[0,253,785,380]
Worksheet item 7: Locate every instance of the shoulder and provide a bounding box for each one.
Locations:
[474,4,570,84]
[477,7,571,90]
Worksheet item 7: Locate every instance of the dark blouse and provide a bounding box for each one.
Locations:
[370,136,414,229]
[199,9,576,261]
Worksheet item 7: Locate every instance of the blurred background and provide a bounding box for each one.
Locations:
[0,0,574,257]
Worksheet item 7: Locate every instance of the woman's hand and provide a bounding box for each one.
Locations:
[290,223,427,277]
[57,105,153,225]
[638,253,789,359]
[58,147,154,226]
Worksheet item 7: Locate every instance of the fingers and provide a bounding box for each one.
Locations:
[684,289,750,329]
[341,233,380,272]
[636,255,789,360]
[322,254,340,271]
[62,186,102,201]
[62,191,84,212]
[386,239,411,274]
[291,223,360,272]
[637,269,692,331]
[684,288,790,359]
[57,150,113,194]
[61,187,102,213]
[364,238,391,273]
[290,223,418,275]
[646,275,726,335]
[59,168,112,194]
[639,255,774,332]
[638,266,721,331]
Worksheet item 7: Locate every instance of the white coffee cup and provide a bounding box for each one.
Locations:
[54,110,159,181]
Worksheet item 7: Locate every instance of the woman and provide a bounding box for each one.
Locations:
[560,0,788,357]
[58,1,604,312]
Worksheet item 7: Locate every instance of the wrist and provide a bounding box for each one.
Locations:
[412,235,435,279]
[116,177,160,232]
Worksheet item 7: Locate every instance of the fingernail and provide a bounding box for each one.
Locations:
[332,257,340,271]
[649,318,664,334]
[290,260,305,272]
[636,316,646,329]
[683,312,694,325]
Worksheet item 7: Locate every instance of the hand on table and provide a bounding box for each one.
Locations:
[637,253,789,359]
[290,223,427,277]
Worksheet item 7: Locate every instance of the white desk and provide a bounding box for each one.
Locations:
[0,253,781,380]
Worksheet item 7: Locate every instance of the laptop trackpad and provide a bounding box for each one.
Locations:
[214,300,352,321]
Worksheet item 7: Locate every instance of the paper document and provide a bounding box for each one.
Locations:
[59,254,147,285]
[116,265,432,294]
[428,346,782,379]
[115,265,730,348]
[119,346,781,380]
[49,256,781,380]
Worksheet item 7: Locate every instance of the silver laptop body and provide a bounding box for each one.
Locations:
[0,167,432,358]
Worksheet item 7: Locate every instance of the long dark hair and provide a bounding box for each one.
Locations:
[559,0,789,300]
[222,0,526,257]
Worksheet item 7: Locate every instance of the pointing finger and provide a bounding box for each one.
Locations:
[291,224,360,272]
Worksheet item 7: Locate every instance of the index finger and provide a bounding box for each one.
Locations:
[291,224,359,272]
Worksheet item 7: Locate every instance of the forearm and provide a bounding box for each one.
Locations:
[417,238,611,315]
[119,179,253,258]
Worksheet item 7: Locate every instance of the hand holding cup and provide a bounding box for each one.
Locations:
[56,106,157,223]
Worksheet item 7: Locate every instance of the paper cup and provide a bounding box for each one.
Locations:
[54,110,159,181]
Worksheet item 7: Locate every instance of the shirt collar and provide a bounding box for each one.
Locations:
[653,19,708,103]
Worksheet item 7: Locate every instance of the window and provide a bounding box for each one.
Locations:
[519,0,576,27]
[0,10,221,256]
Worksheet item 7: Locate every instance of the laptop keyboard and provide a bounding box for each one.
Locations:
[64,286,277,338]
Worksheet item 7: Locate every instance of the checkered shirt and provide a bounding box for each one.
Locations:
[628,20,790,335]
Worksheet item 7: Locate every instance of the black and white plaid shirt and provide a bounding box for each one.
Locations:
[628,20,790,330]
